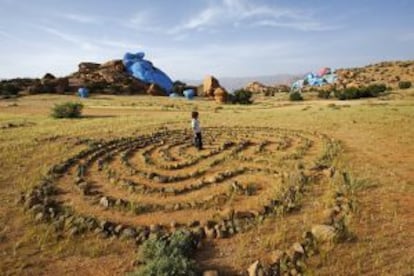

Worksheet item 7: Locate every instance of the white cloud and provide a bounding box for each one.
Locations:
[60,13,100,24]
[146,0,335,35]
[254,20,340,32]
[38,26,100,51]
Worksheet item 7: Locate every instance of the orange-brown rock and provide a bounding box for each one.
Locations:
[245,81,267,94]
[214,87,227,103]
[203,76,220,97]
[100,60,124,72]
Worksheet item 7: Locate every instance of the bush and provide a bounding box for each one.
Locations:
[317,90,331,99]
[229,89,253,104]
[363,84,387,97]
[334,84,387,100]
[398,81,412,89]
[0,83,20,96]
[134,254,198,276]
[133,230,198,276]
[51,102,83,118]
[289,91,303,101]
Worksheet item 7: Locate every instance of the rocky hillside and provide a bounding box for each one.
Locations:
[244,81,290,95]
[0,60,164,98]
[1,60,413,98]
[334,60,414,89]
[245,60,414,94]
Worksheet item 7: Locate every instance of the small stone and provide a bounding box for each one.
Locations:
[99,197,110,208]
[170,221,178,229]
[114,224,124,234]
[292,242,305,254]
[149,224,160,233]
[35,212,44,222]
[121,227,137,239]
[192,226,205,240]
[204,227,216,239]
[203,270,219,276]
[68,226,79,237]
[174,203,181,211]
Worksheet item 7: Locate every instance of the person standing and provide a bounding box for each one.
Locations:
[191,111,203,150]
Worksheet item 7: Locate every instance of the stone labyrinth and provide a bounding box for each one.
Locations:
[22,126,339,245]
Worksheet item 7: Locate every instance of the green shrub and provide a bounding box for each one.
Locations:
[317,90,331,99]
[363,84,387,97]
[133,230,198,276]
[398,81,412,89]
[51,102,84,118]
[334,84,387,100]
[0,83,20,96]
[289,91,303,101]
[229,89,253,104]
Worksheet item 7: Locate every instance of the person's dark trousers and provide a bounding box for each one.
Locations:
[194,132,203,150]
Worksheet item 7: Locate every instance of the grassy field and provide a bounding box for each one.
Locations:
[0,91,413,275]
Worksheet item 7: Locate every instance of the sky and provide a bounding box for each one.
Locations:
[0,0,413,80]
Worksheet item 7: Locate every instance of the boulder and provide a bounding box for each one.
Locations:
[214,87,227,103]
[245,81,267,94]
[203,76,220,97]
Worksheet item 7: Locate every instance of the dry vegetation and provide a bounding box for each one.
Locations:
[0,89,413,275]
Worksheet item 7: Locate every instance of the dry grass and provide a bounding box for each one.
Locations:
[0,92,413,275]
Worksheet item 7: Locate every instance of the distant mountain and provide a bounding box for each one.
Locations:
[184,74,302,91]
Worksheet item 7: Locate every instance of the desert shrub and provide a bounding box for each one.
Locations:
[398,81,412,89]
[363,84,387,97]
[229,89,253,104]
[263,89,275,97]
[245,183,257,196]
[289,91,303,101]
[51,102,83,118]
[0,83,20,96]
[334,84,387,100]
[133,230,198,276]
[133,254,198,276]
[317,90,331,99]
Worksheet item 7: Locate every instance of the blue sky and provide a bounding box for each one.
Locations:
[0,0,413,80]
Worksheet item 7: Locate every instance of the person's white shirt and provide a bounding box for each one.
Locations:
[191,118,201,133]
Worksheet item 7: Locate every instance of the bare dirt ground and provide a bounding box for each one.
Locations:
[0,92,413,275]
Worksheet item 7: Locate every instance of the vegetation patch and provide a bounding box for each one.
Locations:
[51,102,84,118]
[228,89,253,104]
[289,91,304,101]
[398,81,412,89]
[334,84,387,100]
[131,230,198,276]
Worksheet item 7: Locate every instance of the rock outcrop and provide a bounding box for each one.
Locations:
[67,59,149,94]
[202,75,228,103]
[245,81,290,96]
